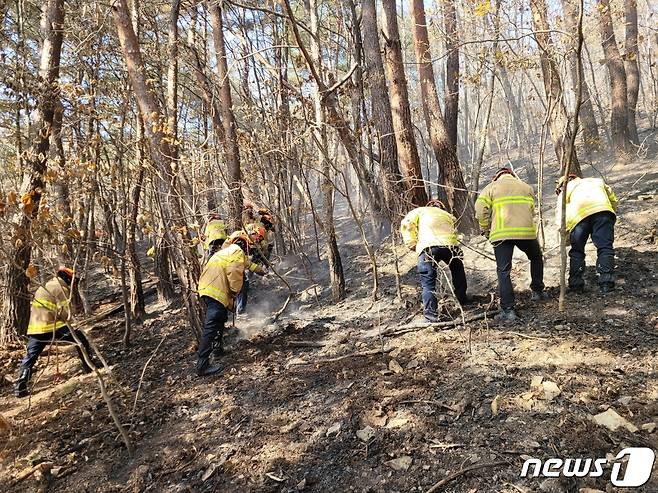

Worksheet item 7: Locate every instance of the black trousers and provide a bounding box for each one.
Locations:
[569,211,615,288]
[417,246,468,316]
[493,239,544,310]
[20,326,93,372]
[198,296,229,360]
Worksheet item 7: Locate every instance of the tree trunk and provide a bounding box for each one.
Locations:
[410,0,474,231]
[530,0,582,175]
[443,0,459,151]
[361,0,405,217]
[112,0,203,341]
[562,0,600,153]
[1,0,65,343]
[381,0,428,207]
[209,2,243,230]
[307,0,345,302]
[624,0,640,144]
[596,0,630,155]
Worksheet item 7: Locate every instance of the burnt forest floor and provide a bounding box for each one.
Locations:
[1,147,658,493]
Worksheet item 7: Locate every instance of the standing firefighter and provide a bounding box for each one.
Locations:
[203,213,228,257]
[556,175,618,294]
[475,168,548,323]
[401,200,471,322]
[196,233,267,376]
[14,267,95,397]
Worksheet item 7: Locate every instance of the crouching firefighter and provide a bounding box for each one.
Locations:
[475,168,548,323]
[401,199,472,323]
[196,233,267,376]
[14,267,96,398]
[556,174,618,294]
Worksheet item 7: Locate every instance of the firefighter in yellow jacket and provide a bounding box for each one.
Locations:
[196,233,266,376]
[202,213,228,256]
[556,174,618,294]
[475,168,547,322]
[14,267,95,397]
[401,200,471,322]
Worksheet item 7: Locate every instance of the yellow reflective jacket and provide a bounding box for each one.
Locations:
[475,174,537,242]
[27,277,72,335]
[198,244,253,311]
[203,219,227,249]
[556,177,617,232]
[400,207,459,253]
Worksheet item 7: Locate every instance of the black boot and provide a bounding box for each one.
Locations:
[196,358,221,377]
[14,368,31,398]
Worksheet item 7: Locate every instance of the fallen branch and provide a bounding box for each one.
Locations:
[504,331,549,340]
[399,399,457,412]
[425,460,508,493]
[288,347,393,366]
[382,310,500,337]
[287,340,326,348]
[130,333,168,425]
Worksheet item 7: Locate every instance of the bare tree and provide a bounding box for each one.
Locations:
[381,0,428,206]
[112,0,204,340]
[1,0,65,342]
[443,0,459,151]
[596,0,631,155]
[562,0,601,153]
[209,1,244,230]
[361,0,405,215]
[410,0,474,230]
[625,0,640,145]
[530,0,582,175]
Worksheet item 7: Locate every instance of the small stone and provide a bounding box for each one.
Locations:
[385,455,412,472]
[641,422,656,433]
[326,421,341,437]
[356,426,376,442]
[617,396,632,405]
[388,360,404,374]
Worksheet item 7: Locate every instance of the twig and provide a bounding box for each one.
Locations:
[399,399,457,412]
[425,460,508,493]
[504,331,549,341]
[288,340,325,348]
[130,333,168,424]
[382,310,500,337]
[288,347,393,366]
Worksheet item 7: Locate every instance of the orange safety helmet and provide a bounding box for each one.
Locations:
[57,267,75,284]
[426,199,446,209]
[246,223,266,242]
[225,231,253,254]
[492,167,515,181]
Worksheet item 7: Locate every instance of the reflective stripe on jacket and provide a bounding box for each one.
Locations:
[475,174,537,242]
[198,244,250,311]
[203,219,227,249]
[556,177,617,232]
[27,277,71,335]
[400,207,459,253]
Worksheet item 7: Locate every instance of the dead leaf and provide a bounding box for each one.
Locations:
[385,455,412,471]
[356,426,376,442]
[541,381,561,401]
[530,375,544,388]
[265,472,286,482]
[590,408,638,433]
[326,421,341,437]
[389,359,404,374]
[25,265,38,279]
[491,395,501,416]
[201,463,217,482]
[385,414,410,429]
